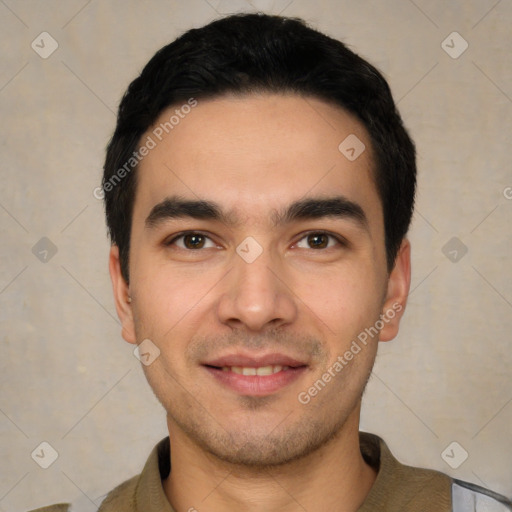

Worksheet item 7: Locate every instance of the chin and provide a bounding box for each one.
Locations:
[192,414,348,469]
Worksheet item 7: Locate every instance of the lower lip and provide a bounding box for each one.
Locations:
[203,366,307,396]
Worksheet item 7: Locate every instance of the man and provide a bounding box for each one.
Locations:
[33,13,511,512]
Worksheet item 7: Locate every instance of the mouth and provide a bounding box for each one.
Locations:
[202,353,308,396]
[217,364,291,375]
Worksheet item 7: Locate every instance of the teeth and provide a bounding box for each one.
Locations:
[221,365,288,375]
[255,366,273,376]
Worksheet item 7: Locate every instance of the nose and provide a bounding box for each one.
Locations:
[216,247,298,332]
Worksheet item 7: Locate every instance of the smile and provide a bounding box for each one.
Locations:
[203,364,307,396]
[221,365,289,375]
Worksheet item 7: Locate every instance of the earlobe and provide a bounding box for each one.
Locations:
[379,238,411,342]
[108,245,137,344]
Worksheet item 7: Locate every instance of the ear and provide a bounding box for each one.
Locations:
[379,238,411,342]
[109,245,137,344]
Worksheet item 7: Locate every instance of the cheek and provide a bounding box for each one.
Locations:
[130,261,222,342]
[292,261,384,336]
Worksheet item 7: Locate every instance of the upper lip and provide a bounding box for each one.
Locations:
[203,352,308,368]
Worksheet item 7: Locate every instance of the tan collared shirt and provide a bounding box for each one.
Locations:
[30,432,512,511]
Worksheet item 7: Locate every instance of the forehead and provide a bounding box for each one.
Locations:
[133,93,382,230]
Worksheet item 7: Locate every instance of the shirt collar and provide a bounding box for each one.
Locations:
[133,431,450,511]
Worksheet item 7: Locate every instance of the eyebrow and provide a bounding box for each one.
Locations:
[145,195,369,231]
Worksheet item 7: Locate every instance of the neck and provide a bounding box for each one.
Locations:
[163,405,376,512]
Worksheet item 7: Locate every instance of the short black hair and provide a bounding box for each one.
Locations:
[103,13,416,281]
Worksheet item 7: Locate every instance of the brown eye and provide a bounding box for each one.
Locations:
[295,232,342,250]
[307,233,329,249]
[168,232,216,250]
[182,233,206,249]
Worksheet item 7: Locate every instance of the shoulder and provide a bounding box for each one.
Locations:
[360,432,453,510]
[26,474,139,512]
[359,433,512,512]
[26,436,168,512]
[27,505,71,512]
[97,474,139,511]
[452,479,512,511]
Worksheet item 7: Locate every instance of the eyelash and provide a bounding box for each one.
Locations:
[165,231,346,250]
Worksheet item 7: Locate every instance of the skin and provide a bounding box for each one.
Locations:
[109,93,411,512]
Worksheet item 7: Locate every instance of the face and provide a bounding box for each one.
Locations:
[110,93,410,467]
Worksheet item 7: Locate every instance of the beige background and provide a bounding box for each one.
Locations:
[1,0,511,510]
